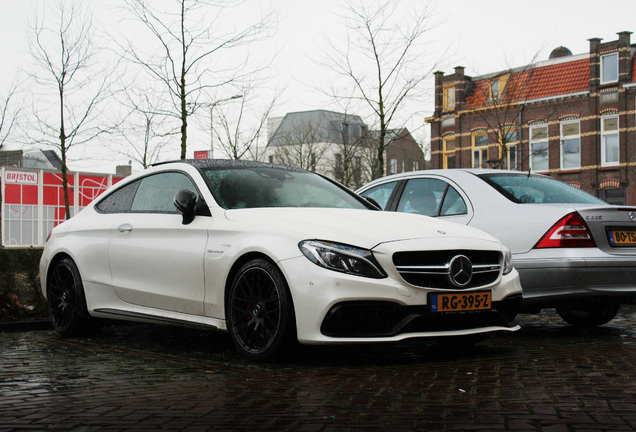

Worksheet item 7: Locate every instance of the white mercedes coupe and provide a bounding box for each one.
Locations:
[41,160,522,361]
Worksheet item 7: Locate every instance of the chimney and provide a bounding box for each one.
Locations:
[454,66,466,109]
[588,37,602,93]
[618,31,632,84]
[434,71,444,116]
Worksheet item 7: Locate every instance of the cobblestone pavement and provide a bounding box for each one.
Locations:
[2,306,636,431]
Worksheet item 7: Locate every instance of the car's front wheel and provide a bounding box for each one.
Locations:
[47,257,99,336]
[227,259,296,361]
[556,300,620,327]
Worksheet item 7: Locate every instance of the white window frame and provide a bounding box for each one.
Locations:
[472,133,488,168]
[560,120,581,171]
[529,125,549,172]
[500,128,518,170]
[443,85,455,110]
[601,52,619,85]
[601,115,619,167]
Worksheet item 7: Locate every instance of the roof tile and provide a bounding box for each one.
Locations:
[465,58,590,109]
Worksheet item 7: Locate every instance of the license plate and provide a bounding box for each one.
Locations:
[430,292,491,313]
[608,230,636,246]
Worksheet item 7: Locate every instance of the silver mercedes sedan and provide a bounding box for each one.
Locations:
[358,169,636,327]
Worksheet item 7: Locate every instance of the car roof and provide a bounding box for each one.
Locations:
[153,158,305,172]
[359,168,546,187]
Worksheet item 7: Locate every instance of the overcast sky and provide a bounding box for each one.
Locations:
[1,0,634,174]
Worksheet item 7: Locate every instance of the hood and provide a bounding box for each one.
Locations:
[224,208,499,250]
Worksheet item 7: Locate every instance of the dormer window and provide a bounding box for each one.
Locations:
[487,74,509,102]
[490,81,499,100]
[601,52,618,84]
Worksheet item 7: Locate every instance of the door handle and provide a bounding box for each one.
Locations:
[117,223,133,233]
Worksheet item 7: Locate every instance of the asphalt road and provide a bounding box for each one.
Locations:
[2,306,636,431]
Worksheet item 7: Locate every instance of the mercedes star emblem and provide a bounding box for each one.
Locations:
[449,255,473,287]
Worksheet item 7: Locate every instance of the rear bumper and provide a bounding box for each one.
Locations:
[513,253,636,307]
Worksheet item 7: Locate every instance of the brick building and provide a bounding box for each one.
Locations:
[426,31,636,205]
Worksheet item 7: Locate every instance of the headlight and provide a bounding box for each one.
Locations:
[299,240,387,279]
[502,245,514,275]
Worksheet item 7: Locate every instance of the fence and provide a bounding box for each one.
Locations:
[1,167,123,248]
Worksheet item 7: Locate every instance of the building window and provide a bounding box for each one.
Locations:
[443,136,456,169]
[601,115,619,167]
[560,120,580,170]
[472,132,488,168]
[529,125,549,172]
[598,187,625,205]
[500,128,518,170]
[601,52,619,84]
[390,158,398,174]
[443,85,455,110]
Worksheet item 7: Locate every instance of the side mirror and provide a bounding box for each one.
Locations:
[174,189,197,225]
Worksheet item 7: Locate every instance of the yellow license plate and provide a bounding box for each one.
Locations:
[609,230,636,246]
[430,292,491,312]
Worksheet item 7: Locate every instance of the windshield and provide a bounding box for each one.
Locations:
[478,173,608,205]
[202,167,370,210]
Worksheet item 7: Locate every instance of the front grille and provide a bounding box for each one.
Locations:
[393,250,502,290]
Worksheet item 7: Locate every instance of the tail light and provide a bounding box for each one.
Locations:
[535,212,596,248]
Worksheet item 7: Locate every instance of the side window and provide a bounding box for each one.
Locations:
[440,186,468,216]
[131,172,198,213]
[397,178,446,217]
[359,181,399,210]
[396,178,467,217]
[95,180,141,214]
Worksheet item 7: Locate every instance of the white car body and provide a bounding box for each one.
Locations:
[41,161,521,360]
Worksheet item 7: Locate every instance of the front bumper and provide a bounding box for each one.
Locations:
[279,256,522,345]
[321,295,522,338]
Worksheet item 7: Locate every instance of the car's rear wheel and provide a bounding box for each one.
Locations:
[228,259,296,361]
[556,300,620,327]
[47,257,99,336]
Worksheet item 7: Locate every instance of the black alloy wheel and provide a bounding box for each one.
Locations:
[228,259,296,361]
[47,257,98,337]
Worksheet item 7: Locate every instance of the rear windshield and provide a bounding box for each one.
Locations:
[478,173,607,205]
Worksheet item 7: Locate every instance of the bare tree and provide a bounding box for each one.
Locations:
[27,1,112,219]
[108,81,175,169]
[122,0,276,160]
[330,114,370,189]
[468,55,555,170]
[270,120,331,171]
[318,0,438,179]
[0,83,21,150]
[214,89,278,160]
